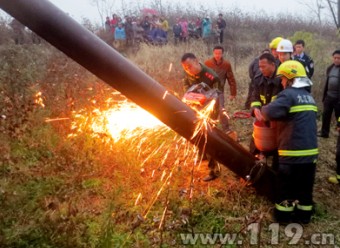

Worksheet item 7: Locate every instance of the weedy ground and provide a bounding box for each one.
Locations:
[0,40,340,248]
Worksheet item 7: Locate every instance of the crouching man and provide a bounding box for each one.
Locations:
[181,52,236,181]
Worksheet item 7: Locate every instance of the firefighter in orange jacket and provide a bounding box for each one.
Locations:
[261,60,318,224]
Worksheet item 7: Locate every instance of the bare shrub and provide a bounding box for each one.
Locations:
[0,16,13,45]
[0,44,49,137]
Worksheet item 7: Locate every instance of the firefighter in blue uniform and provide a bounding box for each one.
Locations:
[260,60,318,224]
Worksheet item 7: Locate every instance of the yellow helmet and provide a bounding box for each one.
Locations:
[276,60,307,79]
[269,37,283,49]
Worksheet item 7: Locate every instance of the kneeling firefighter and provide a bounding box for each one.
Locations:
[259,60,318,224]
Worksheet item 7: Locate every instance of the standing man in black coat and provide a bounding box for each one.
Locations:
[319,50,340,138]
[216,13,226,44]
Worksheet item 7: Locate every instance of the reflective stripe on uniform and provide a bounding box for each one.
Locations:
[275,203,294,212]
[271,95,277,102]
[260,95,266,105]
[279,148,318,157]
[296,204,313,211]
[337,174,340,180]
[289,105,317,113]
[251,101,261,107]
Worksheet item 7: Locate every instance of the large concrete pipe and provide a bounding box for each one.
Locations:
[0,0,274,197]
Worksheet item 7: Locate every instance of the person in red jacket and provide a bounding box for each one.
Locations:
[204,46,237,107]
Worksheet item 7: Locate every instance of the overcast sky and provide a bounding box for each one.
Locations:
[0,0,332,26]
[48,0,313,24]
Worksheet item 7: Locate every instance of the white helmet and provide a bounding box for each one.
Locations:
[276,39,293,53]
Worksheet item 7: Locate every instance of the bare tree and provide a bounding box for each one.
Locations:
[297,0,340,31]
[149,0,163,15]
[325,0,340,29]
[297,0,325,25]
[120,0,127,16]
[116,0,141,17]
[90,0,116,26]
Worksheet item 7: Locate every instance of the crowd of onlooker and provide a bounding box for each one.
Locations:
[8,13,227,49]
[104,13,227,49]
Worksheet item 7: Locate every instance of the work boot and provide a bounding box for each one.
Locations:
[273,201,295,224]
[272,209,293,224]
[203,159,220,182]
[328,176,339,184]
[294,209,313,224]
[225,130,238,142]
[317,131,329,138]
[203,173,219,182]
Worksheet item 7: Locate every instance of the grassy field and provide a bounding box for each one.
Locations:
[0,39,340,248]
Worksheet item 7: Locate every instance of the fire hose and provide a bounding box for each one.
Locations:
[232,111,252,119]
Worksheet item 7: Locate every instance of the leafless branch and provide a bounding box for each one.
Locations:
[326,0,339,28]
[296,0,325,25]
[89,0,117,26]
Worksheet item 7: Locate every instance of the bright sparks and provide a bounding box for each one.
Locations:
[34,91,45,108]
[63,92,219,225]
[69,99,166,142]
[191,99,217,140]
[93,101,164,141]
[168,63,173,72]
[66,87,219,145]
[35,87,222,233]
[45,117,70,123]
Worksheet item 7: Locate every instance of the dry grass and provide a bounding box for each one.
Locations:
[1,40,340,247]
[127,42,340,247]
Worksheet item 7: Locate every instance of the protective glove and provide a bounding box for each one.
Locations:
[254,108,263,122]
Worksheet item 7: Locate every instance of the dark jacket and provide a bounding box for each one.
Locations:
[322,64,340,102]
[249,57,261,81]
[173,24,182,37]
[250,72,283,116]
[217,19,226,30]
[293,53,314,79]
[262,86,318,164]
[183,63,221,91]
